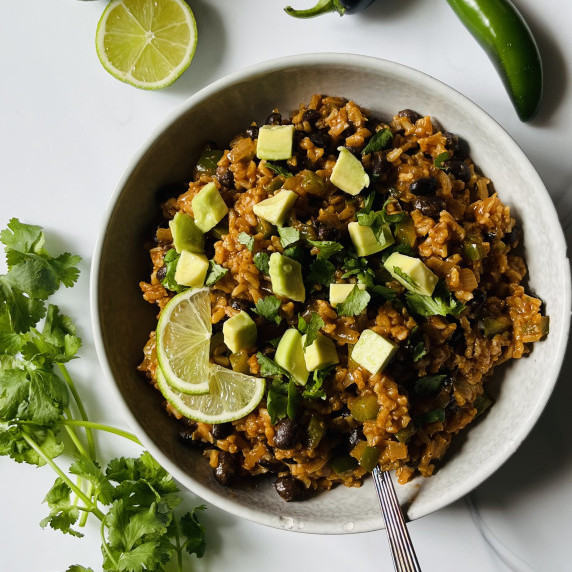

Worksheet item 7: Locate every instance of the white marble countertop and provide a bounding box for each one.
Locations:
[1,1,571,570]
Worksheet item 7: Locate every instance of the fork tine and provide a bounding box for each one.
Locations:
[373,466,422,572]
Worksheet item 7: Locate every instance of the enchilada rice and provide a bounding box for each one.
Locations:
[138,95,548,501]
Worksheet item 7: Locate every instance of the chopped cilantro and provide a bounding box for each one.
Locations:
[336,285,371,317]
[237,232,254,251]
[341,256,375,288]
[278,226,300,248]
[307,258,335,286]
[256,352,289,378]
[298,313,325,348]
[253,252,270,274]
[418,408,446,424]
[370,284,398,302]
[307,240,344,260]
[393,266,419,290]
[405,285,465,317]
[303,366,332,400]
[266,378,288,424]
[160,249,185,293]
[434,152,451,169]
[412,341,427,362]
[254,295,282,324]
[362,128,393,155]
[381,198,406,224]
[357,191,376,215]
[413,374,446,395]
[264,161,293,178]
[204,260,228,286]
[474,393,494,417]
[287,378,300,419]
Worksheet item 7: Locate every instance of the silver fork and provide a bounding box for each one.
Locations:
[372,466,422,572]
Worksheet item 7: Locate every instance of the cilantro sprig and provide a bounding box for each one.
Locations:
[0,219,206,572]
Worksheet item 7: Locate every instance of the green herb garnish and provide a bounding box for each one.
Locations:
[0,219,206,572]
[307,258,335,286]
[393,266,419,290]
[418,408,446,424]
[253,252,270,274]
[238,232,254,251]
[341,256,375,288]
[264,161,293,178]
[336,285,371,317]
[307,240,344,260]
[254,295,282,324]
[161,249,186,293]
[412,341,427,362]
[302,366,332,401]
[298,312,325,348]
[278,226,301,248]
[405,285,465,318]
[205,260,228,286]
[362,128,393,155]
[413,374,447,395]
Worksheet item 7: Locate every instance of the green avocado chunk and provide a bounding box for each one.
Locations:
[302,333,339,372]
[173,250,209,287]
[268,252,305,302]
[191,182,229,232]
[253,189,298,227]
[330,147,370,196]
[384,252,438,296]
[169,212,204,254]
[352,329,397,375]
[348,221,394,256]
[275,328,309,385]
[223,311,257,354]
[256,124,295,160]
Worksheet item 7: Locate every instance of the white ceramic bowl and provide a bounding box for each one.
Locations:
[91,54,570,534]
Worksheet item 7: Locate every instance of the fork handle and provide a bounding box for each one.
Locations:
[373,467,422,572]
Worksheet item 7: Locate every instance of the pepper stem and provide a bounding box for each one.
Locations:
[284,0,345,18]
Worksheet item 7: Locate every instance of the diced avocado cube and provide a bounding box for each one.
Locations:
[352,329,397,375]
[302,333,339,372]
[268,252,305,302]
[348,221,394,256]
[174,250,209,287]
[169,212,204,254]
[191,182,229,232]
[330,147,370,196]
[275,328,309,385]
[256,124,295,160]
[223,311,257,353]
[252,189,298,227]
[384,252,438,296]
[329,283,367,308]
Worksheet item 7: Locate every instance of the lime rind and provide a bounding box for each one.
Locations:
[95,0,198,90]
[156,367,265,424]
[157,288,211,395]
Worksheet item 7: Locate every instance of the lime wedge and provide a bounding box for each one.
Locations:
[95,0,198,90]
[156,287,211,395]
[156,366,265,424]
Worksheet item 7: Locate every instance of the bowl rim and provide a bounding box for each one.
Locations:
[90,52,571,534]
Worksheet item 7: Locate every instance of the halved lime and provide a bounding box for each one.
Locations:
[95,0,198,90]
[157,366,265,424]
[156,287,211,395]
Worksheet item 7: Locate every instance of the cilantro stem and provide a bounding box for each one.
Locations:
[172,515,184,572]
[57,362,96,460]
[100,519,119,570]
[63,416,89,458]
[61,420,142,445]
[20,431,105,521]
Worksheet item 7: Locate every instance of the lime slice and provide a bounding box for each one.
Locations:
[157,365,265,424]
[156,287,211,395]
[95,0,198,90]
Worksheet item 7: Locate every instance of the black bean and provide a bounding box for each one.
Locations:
[314,220,340,242]
[371,151,388,178]
[468,289,487,315]
[443,131,460,152]
[217,166,234,188]
[484,230,497,242]
[258,457,284,473]
[213,451,237,486]
[504,227,519,248]
[346,427,364,452]
[412,196,446,219]
[442,160,470,183]
[309,129,331,149]
[397,109,422,122]
[273,418,301,449]
[156,265,167,282]
[211,422,233,440]
[177,427,201,448]
[344,145,362,158]
[302,109,321,125]
[449,324,465,350]
[245,125,259,140]
[409,177,438,196]
[265,112,282,125]
[229,297,251,312]
[274,476,305,502]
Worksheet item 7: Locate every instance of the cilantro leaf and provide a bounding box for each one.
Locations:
[0,218,45,254]
[253,252,270,274]
[0,423,64,466]
[40,477,82,538]
[205,260,227,286]
[266,378,289,424]
[0,278,47,333]
[357,191,376,215]
[413,374,446,395]
[418,408,446,424]
[278,226,300,248]
[264,161,293,178]
[299,313,325,348]
[66,566,95,572]
[336,285,371,317]
[161,249,185,293]
[362,128,393,155]
[254,295,282,324]
[393,266,419,290]
[412,341,427,362]
[341,256,375,288]
[256,352,289,378]
[283,244,306,263]
[405,288,465,318]
[238,232,254,251]
[70,455,115,505]
[370,284,397,302]
[307,240,344,260]
[287,377,300,420]
[381,198,406,224]
[307,258,335,286]
[303,366,332,400]
[180,506,207,558]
